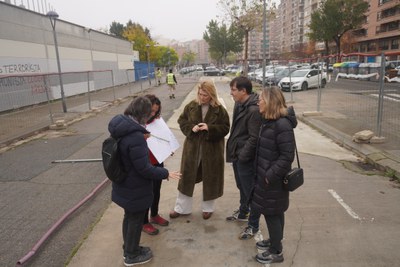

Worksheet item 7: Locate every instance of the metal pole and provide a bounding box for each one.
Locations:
[49,16,67,113]
[376,53,385,137]
[146,44,151,86]
[317,58,321,112]
[87,71,91,110]
[52,159,102,163]
[111,70,116,100]
[289,64,293,102]
[262,0,266,89]
[126,70,132,95]
[43,75,54,124]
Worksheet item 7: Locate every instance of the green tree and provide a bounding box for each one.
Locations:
[203,20,243,66]
[109,21,125,39]
[309,0,368,61]
[182,51,197,67]
[219,0,263,75]
[122,24,153,61]
[154,47,178,68]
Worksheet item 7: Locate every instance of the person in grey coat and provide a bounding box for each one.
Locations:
[251,86,297,264]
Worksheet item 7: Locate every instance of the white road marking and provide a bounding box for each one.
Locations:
[370,94,400,102]
[328,189,361,221]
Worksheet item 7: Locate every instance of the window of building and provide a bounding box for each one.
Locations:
[367,42,377,52]
[378,40,389,50]
[379,0,394,6]
[391,39,399,49]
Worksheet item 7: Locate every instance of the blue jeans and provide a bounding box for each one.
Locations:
[232,160,257,225]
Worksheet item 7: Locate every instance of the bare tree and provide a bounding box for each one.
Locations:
[219,0,263,75]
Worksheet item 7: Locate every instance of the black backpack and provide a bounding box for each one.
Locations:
[101,136,127,184]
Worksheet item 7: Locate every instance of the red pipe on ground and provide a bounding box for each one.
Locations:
[16,178,110,266]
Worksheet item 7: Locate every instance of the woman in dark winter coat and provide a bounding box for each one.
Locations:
[251,86,297,264]
[108,96,180,267]
[169,81,230,220]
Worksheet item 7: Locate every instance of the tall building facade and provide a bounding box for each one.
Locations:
[352,0,400,60]
[276,0,306,56]
[264,0,400,61]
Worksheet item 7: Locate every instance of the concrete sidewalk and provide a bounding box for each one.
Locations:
[66,78,386,267]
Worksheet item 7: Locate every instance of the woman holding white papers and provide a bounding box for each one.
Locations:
[170,81,230,220]
[142,94,170,235]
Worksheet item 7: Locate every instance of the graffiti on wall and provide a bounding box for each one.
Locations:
[0,63,41,74]
[0,75,48,95]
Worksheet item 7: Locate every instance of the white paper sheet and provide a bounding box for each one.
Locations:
[146,117,180,163]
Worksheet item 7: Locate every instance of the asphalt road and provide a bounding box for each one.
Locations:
[0,78,199,267]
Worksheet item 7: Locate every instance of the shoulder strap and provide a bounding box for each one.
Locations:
[293,135,300,168]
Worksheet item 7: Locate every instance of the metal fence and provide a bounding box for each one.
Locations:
[278,55,399,151]
[0,69,157,145]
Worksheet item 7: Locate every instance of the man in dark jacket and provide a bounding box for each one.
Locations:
[108,96,180,266]
[226,76,262,239]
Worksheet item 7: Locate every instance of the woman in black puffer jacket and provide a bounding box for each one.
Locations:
[108,96,180,266]
[251,86,297,264]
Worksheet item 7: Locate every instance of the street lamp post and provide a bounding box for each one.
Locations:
[46,11,67,113]
[167,50,171,71]
[261,0,267,88]
[146,43,151,86]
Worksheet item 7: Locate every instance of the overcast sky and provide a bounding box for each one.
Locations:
[45,0,223,42]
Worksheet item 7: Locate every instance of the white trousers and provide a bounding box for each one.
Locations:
[173,191,215,214]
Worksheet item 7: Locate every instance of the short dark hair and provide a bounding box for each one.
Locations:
[230,76,252,94]
[124,96,152,125]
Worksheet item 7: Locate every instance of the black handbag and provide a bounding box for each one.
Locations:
[283,136,304,191]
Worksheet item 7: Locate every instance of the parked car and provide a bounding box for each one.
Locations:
[222,65,240,75]
[203,67,224,76]
[248,68,264,81]
[255,66,287,85]
[265,68,296,86]
[279,69,327,91]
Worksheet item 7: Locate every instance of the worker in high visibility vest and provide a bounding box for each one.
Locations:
[156,68,162,86]
[166,69,177,99]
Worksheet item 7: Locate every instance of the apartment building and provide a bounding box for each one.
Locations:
[352,0,400,60]
[264,0,399,61]
[275,0,306,56]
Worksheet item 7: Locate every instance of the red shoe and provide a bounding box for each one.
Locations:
[150,215,169,226]
[142,223,159,235]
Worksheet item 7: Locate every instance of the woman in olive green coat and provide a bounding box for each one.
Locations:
[170,81,230,220]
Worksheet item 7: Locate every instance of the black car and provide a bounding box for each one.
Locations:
[203,67,224,76]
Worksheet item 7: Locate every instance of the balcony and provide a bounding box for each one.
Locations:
[353,28,368,37]
[378,0,394,6]
[376,20,400,34]
[377,6,400,21]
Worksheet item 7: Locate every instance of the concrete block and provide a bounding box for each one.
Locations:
[55,120,65,127]
[370,136,386,144]
[353,130,374,141]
